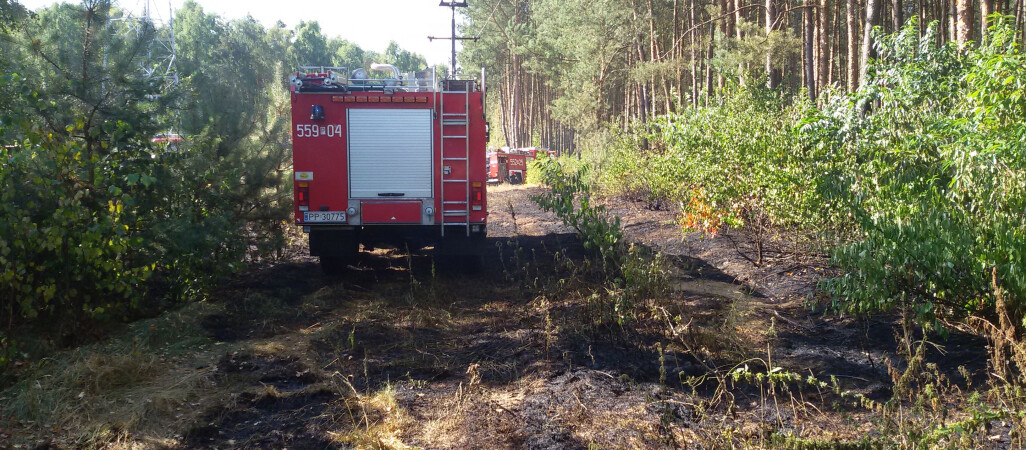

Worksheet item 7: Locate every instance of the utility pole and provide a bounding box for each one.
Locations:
[428,1,478,77]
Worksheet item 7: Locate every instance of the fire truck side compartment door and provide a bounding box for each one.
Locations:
[348,109,433,199]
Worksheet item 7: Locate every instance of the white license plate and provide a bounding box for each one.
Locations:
[303,211,347,223]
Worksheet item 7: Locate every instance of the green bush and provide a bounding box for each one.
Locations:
[596,19,1025,330]
[813,19,1025,327]
[531,156,624,272]
[0,3,295,346]
[532,156,668,325]
[597,83,824,265]
[0,126,153,324]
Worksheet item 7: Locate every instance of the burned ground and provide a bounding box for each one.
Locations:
[0,184,1013,449]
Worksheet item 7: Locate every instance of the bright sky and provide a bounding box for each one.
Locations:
[15,0,467,66]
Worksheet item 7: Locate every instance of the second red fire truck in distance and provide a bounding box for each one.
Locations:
[290,64,488,272]
[487,147,557,184]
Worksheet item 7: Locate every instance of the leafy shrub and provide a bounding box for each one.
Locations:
[813,19,1025,327]
[532,156,624,271]
[532,156,668,324]
[0,125,153,325]
[0,4,295,347]
[597,19,1024,332]
[0,92,290,355]
[598,83,824,265]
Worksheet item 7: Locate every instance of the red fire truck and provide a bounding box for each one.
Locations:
[521,147,557,161]
[290,65,488,272]
[487,150,527,184]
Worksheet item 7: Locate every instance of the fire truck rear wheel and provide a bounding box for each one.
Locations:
[320,256,349,275]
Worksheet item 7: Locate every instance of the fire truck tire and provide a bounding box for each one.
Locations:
[320,256,348,275]
[434,254,483,274]
[311,229,359,275]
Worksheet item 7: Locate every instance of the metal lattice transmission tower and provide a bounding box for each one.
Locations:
[106,0,179,134]
[107,0,178,93]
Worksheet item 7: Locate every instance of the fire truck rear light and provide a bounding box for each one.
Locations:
[347,206,358,216]
[425,206,434,216]
[297,185,310,208]
[298,181,309,188]
[471,184,483,205]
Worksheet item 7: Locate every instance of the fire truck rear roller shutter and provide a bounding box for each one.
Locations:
[348,109,433,199]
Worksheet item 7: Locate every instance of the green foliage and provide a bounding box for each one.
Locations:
[292,21,329,67]
[532,155,668,325]
[532,156,624,272]
[384,41,427,72]
[0,135,152,322]
[0,1,295,352]
[600,19,1025,331]
[712,20,800,84]
[813,19,1025,327]
[0,68,155,326]
[599,86,823,244]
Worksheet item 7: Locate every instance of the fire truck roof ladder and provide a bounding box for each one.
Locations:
[439,79,472,237]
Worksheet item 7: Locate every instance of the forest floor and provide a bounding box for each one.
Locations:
[0,184,1013,449]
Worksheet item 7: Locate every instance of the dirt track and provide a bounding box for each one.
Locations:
[4,184,996,448]
[169,184,999,448]
[171,185,889,448]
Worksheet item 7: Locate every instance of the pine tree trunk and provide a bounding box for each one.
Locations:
[706,24,715,103]
[919,0,927,39]
[690,0,700,106]
[721,0,736,38]
[805,0,818,101]
[848,0,859,91]
[734,0,744,38]
[981,0,993,40]
[831,0,841,85]
[767,0,782,88]
[500,65,511,147]
[860,0,880,86]
[956,0,971,47]
[892,0,903,30]
[947,0,957,42]
[819,0,832,92]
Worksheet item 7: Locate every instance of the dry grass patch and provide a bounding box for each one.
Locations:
[329,378,415,449]
[0,302,227,447]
